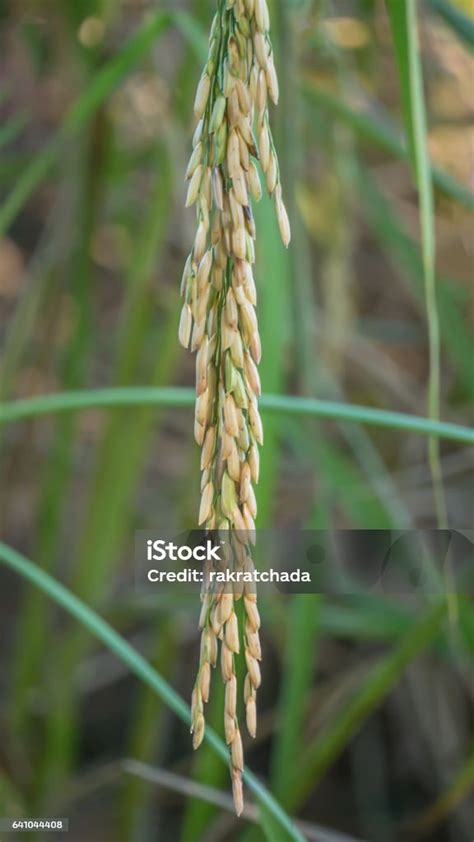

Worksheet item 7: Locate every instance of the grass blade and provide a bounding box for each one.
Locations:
[427,0,474,50]
[387,0,447,527]
[0,387,472,443]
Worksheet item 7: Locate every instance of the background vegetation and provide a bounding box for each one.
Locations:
[0,1,473,840]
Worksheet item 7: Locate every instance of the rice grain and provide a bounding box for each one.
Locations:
[180,0,289,814]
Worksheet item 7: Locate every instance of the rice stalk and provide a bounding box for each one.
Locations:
[179,0,290,815]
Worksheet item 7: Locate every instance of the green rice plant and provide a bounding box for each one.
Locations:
[1,2,472,837]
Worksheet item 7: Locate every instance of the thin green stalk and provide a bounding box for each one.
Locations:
[0,386,472,443]
[0,541,305,842]
[387,0,447,527]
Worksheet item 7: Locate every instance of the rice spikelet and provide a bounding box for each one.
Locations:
[180,0,289,816]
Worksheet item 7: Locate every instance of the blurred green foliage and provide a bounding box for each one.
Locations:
[0,1,472,841]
